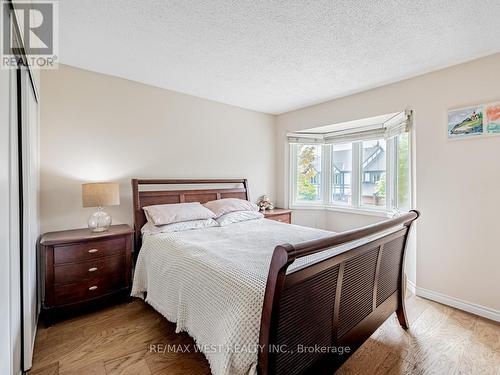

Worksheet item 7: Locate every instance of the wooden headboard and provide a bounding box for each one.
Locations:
[131,178,249,249]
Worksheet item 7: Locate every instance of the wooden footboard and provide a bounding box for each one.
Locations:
[258,210,419,375]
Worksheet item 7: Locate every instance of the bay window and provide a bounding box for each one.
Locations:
[289,111,412,214]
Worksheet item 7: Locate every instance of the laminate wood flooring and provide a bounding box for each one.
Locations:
[28,296,500,375]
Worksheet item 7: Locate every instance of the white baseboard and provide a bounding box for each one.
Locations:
[415,286,500,323]
[406,279,416,295]
[28,317,37,368]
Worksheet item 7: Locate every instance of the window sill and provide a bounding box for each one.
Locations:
[325,206,390,218]
[290,203,391,218]
[289,203,325,210]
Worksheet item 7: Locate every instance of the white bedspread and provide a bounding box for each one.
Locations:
[131,218,335,375]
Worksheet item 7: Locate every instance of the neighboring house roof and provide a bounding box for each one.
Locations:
[333,144,385,173]
[362,144,385,171]
[332,149,352,172]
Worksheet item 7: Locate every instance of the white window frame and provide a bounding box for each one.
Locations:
[290,144,326,207]
[289,127,412,217]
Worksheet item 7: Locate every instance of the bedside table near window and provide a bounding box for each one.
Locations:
[40,224,133,324]
[262,208,292,224]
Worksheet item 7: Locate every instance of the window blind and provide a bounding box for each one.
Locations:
[287,135,324,144]
[288,110,412,144]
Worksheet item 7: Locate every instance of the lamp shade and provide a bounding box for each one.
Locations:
[82,182,120,208]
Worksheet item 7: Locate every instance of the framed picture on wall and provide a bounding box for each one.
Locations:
[485,102,500,134]
[447,106,483,139]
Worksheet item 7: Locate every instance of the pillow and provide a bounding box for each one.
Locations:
[141,218,219,235]
[216,210,263,226]
[143,202,216,226]
[203,198,258,218]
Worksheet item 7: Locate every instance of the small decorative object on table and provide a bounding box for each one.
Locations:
[257,195,274,211]
[82,182,120,232]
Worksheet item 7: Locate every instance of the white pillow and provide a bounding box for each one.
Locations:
[143,202,216,226]
[203,198,258,218]
[141,218,219,235]
[216,211,263,226]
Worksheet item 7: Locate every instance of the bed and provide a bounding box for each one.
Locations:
[130,179,419,375]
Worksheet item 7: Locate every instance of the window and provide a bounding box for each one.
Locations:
[289,112,412,214]
[361,139,386,207]
[396,133,410,210]
[295,144,322,202]
[332,143,352,205]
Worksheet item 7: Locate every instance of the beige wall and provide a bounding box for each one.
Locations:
[41,56,500,317]
[40,65,275,233]
[276,53,500,313]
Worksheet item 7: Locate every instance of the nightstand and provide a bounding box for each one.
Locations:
[262,208,292,224]
[40,224,134,323]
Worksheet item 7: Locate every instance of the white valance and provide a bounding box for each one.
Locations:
[287,135,324,144]
[288,110,412,144]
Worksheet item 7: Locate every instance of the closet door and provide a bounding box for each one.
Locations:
[20,67,40,371]
[1,4,40,372]
[0,62,22,375]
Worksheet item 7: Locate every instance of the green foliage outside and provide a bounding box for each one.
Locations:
[397,133,409,207]
[375,134,409,207]
[376,174,386,197]
[297,146,318,200]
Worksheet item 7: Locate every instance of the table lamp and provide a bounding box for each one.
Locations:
[82,182,120,232]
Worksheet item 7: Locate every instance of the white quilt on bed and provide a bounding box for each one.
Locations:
[131,218,337,375]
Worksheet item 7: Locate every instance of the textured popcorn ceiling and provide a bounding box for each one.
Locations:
[59,1,500,114]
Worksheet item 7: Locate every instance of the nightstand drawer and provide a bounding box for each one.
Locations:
[53,275,124,306]
[54,255,125,285]
[41,225,133,323]
[54,237,125,264]
[266,213,291,223]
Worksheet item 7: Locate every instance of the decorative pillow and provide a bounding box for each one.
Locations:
[216,211,263,226]
[141,218,219,235]
[203,198,258,218]
[143,202,216,226]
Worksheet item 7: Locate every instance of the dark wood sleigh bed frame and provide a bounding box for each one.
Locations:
[132,178,419,375]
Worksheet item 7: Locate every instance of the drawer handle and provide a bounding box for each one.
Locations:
[88,267,98,272]
[88,249,98,253]
[89,286,98,291]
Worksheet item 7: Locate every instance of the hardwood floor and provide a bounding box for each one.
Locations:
[28,296,500,375]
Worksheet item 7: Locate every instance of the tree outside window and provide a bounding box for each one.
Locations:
[397,133,410,209]
[296,145,321,201]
